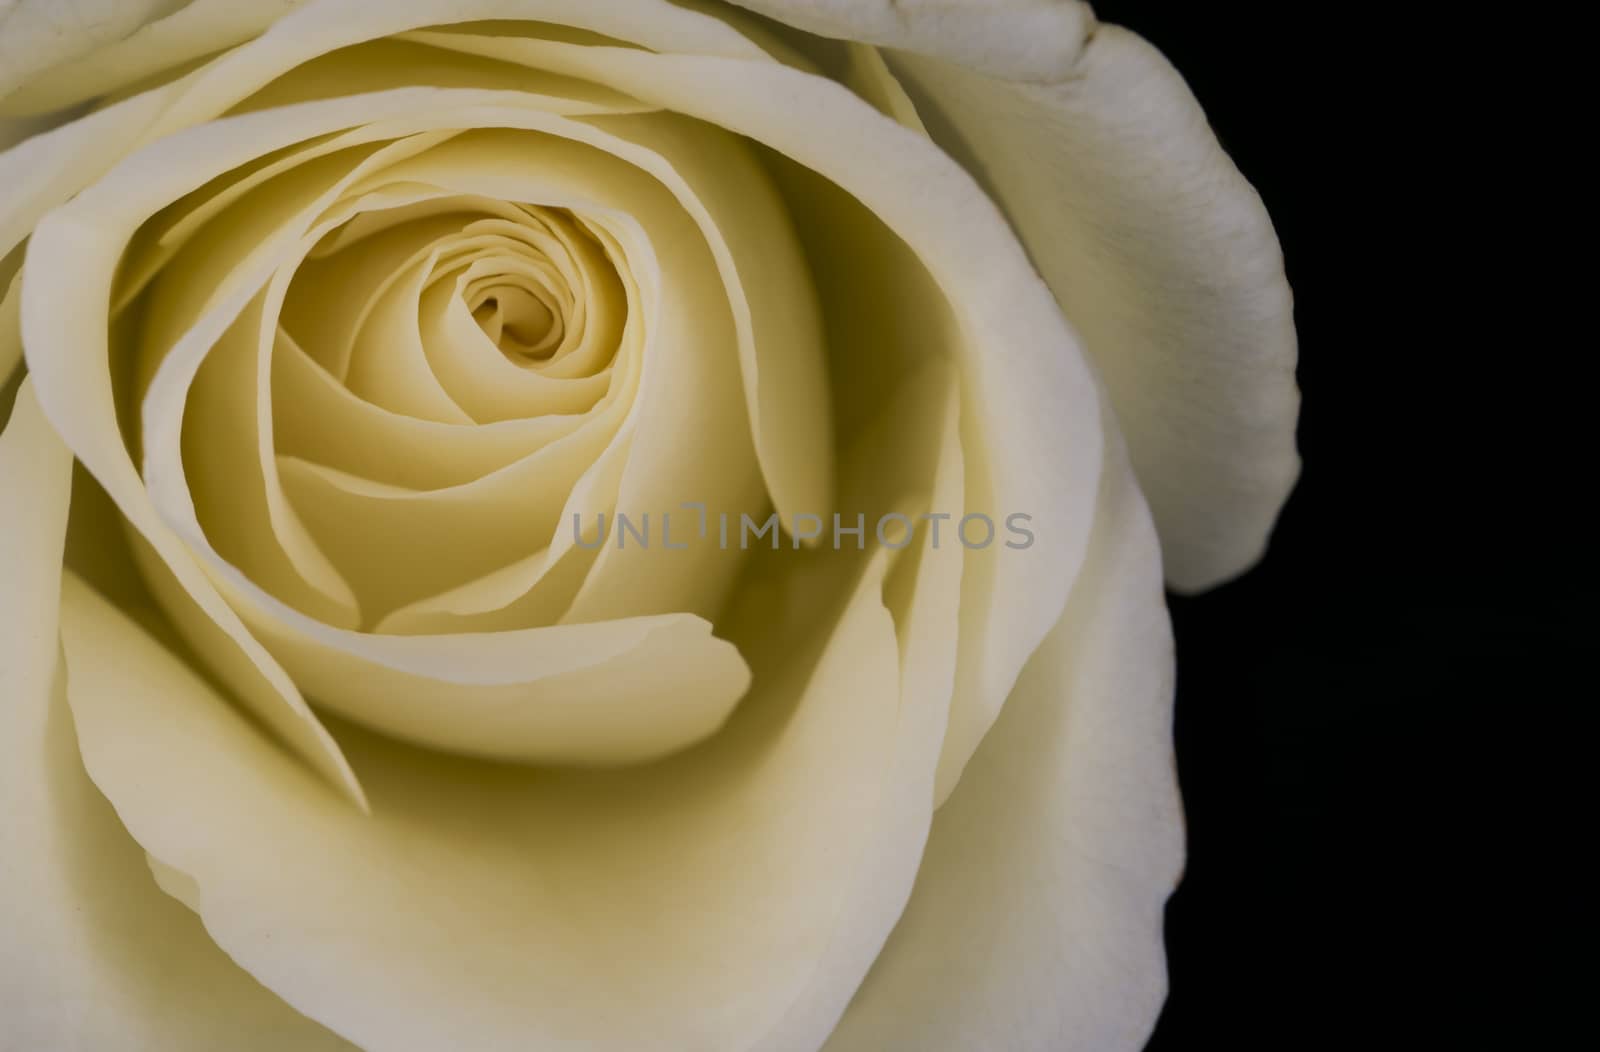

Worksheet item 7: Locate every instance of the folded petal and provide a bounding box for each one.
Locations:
[0,381,349,1050]
[887,22,1300,590]
[823,425,1184,1052]
[747,363,967,1052]
[24,203,370,807]
[57,550,903,1050]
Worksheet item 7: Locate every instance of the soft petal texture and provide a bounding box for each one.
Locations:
[24,195,370,808]
[0,381,351,1051]
[0,0,766,257]
[748,364,966,1052]
[0,80,193,258]
[0,0,183,100]
[725,0,1091,80]
[0,0,301,114]
[823,424,1184,1052]
[885,20,1299,590]
[53,301,967,1052]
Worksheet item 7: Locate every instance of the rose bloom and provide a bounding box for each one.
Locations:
[0,2,1298,1050]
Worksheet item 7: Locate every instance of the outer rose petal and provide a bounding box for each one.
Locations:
[0,0,304,115]
[0,0,183,100]
[739,1,1299,590]
[0,382,351,1051]
[887,22,1300,590]
[725,0,1091,80]
[823,424,1184,1052]
[54,554,910,1051]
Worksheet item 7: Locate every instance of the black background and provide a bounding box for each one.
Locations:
[1085,4,1589,1049]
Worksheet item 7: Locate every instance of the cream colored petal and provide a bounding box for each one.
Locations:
[178,294,362,627]
[373,539,597,635]
[0,0,767,259]
[823,426,1184,1052]
[132,134,741,762]
[380,224,614,423]
[419,258,614,418]
[24,86,754,765]
[0,79,182,258]
[284,116,765,624]
[144,0,771,140]
[0,0,300,115]
[0,381,350,1051]
[250,186,624,575]
[272,325,586,491]
[21,154,371,810]
[275,420,620,616]
[127,491,750,766]
[282,197,524,381]
[340,244,475,423]
[577,108,830,552]
[0,0,182,101]
[136,138,475,626]
[888,24,1300,590]
[132,159,559,622]
[276,210,631,576]
[723,0,1092,80]
[57,550,900,1050]
[153,215,737,760]
[55,334,972,1049]
[103,96,691,609]
[51,318,970,1052]
[234,36,654,117]
[837,41,926,130]
[411,30,831,530]
[268,169,649,614]
[748,361,967,1052]
[146,185,472,628]
[274,610,752,765]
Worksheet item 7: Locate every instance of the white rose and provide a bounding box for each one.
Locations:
[0,2,1298,1050]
